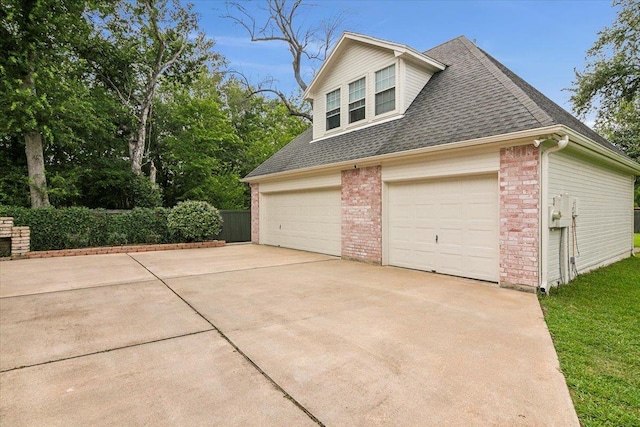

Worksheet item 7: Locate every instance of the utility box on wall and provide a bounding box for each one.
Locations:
[549,193,577,229]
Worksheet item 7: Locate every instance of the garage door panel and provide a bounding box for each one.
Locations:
[263,188,340,256]
[388,174,499,282]
[439,253,463,272]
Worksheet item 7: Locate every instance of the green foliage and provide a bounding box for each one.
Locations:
[539,257,640,426]
[0,205,174,251]
[153,71,238,207]
[85,0,218,176]
[131,176,163,208]
[167,201,222,242]
[152,74,309,209]
[0,136,29,207]
[1,1,310,210]
[109,207,170,245]
[570,0,640,160]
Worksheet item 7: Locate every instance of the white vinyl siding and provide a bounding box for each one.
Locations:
[547,148,634,284]
[382,146,500,182]
[259,172,340,193]
[348,77,366,123]
[404,61,432,110]
[387,174,499,282]
[375,64,396,115]
[311,43,392,139]
[262,188,341,256]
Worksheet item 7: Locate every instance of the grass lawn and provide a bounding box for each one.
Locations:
[539,256,640,426]
[635,233,640,247]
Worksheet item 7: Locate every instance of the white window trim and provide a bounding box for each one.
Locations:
[348,76,366,124]
[325,87,341,131]
[375,63,397,116]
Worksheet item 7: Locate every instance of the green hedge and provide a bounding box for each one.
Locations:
[0,204,220,251]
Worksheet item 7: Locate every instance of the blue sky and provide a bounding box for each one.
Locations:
[192,0,617,124]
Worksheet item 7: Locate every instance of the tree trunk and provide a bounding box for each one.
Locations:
[129,103,151,176]
[22,67,50,208]
[129,132,142,176]
[24,130,50,208]
[149,160,157,183]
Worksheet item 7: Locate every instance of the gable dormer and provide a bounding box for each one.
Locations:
[304,32,446,141]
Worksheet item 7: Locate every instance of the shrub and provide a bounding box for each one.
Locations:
[167,201,222,242]
[120,207,170,244]
[131,177,163,208]
[0,205,172,251]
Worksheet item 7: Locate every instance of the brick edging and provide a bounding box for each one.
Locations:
[9,240,226,260]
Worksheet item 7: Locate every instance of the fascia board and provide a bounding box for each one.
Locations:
[241,125,564,183]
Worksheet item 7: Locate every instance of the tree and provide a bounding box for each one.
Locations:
[151,72,308,209]
[152,70,243,208]
[570,0,640,161]
[0,0,96,207]
[224,0,344,121]
[86,0,216,178]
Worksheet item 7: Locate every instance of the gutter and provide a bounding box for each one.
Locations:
[534,134,569,294]
[242,124,640,184]
[242,125,566,183]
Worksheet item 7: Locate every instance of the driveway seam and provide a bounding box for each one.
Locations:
[0,278,161,300]
[127,254,326,427]
[128,255,340,281]
[0,329,214,373]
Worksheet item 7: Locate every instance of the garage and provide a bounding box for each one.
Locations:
[387,174,499,282]
[262,188,341,256]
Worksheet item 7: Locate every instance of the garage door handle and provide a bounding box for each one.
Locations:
[435,234,438,243]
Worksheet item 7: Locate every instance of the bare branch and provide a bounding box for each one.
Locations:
[250,88,312,121]
[224,0,345,121]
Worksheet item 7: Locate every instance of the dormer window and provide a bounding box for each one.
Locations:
[326,89,341,130]
[348,77,366,123]
[375,64,395,115]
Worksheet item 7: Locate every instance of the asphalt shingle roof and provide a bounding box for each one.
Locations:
[246,35,623,179]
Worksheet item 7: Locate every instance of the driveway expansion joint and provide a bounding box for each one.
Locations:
[0,278,161,300]
[126,254,326,427]
[0,329,214,373]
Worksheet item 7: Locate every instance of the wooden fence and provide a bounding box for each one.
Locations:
[215,210,251,243]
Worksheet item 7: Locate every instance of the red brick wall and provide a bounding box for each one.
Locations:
[250,183,259,243]
[499,145,540,290]
[341,166,382,263]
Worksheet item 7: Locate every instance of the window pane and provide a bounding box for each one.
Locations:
[326,88,341,130]
[375,65,395,92]
[326,89,340,111]
[349,78,365,102]
[349,106,365,123]
[326,112,340,130]
[349,99,365,123]
[375,88,395,115]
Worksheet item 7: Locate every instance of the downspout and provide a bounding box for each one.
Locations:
[534,134,569,294]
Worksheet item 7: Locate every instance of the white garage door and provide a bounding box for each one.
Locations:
[262,188,341,256]
[388,174,499,282]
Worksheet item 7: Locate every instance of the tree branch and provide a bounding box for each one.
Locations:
[250,88,312,121]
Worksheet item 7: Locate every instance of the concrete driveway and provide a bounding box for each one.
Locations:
[0,245,578,426]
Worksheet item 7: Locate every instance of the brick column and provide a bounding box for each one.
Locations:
[499,145,540,290]
[11,226,30,257]
[250,183,260,243]
[0,217,14,238]
[341,166,382,263]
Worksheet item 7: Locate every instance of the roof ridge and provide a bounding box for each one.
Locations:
[457,37,554,127]
[423,35,466,57]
